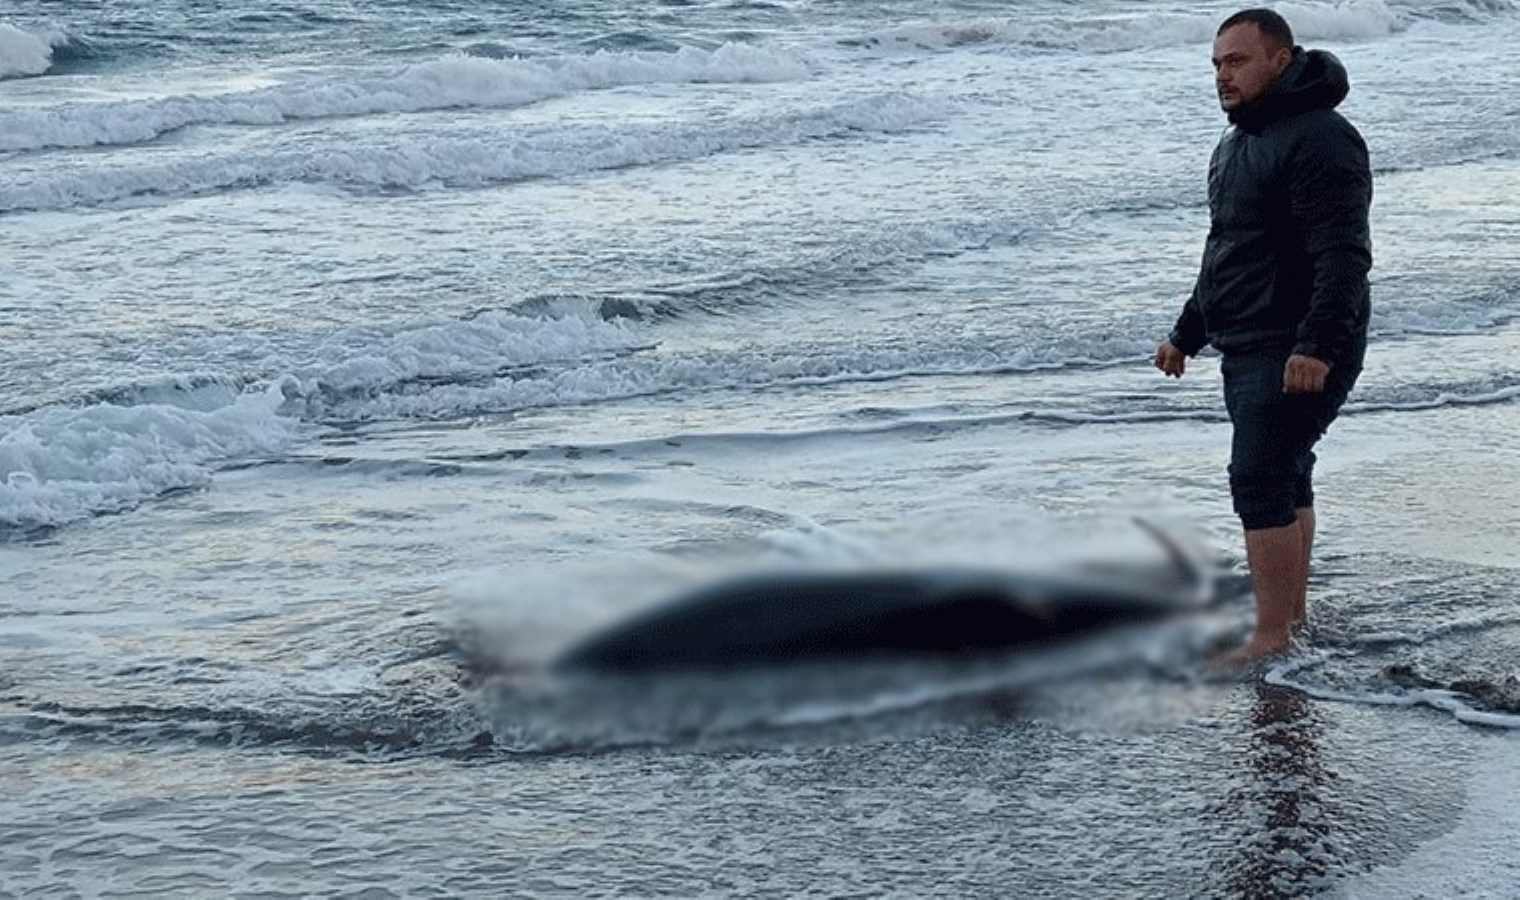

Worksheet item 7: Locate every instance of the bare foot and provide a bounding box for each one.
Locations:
[1208,632,1291,672]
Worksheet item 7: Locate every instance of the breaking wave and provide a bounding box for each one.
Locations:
[847,0,1406,54]
[0,43,813,152]
[0,308,646,535]
[0,21,73,79]
[10,299,1520,537]
[0,93,944,212]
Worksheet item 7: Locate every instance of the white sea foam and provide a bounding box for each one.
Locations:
[6,283,1510,533]
[0,43,813,152]
[1266,660,1520,729]
[0,93,945,212]
[1275,0,1407,39]
[0,22,69,79]
[0,383,295,533]
[857,0,1403,53]
[1372,288,1520,337]
[1340,742,1520,896]
[0,308,647,532]
[0,301,1141,531]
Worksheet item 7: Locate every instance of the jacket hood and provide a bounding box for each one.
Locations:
[1229,47,1350,132]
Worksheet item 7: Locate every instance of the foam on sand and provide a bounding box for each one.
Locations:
[1266,657,1520,729]
[1340,742,1520,896]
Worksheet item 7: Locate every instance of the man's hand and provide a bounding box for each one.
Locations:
[1154,341,1187,378]
[1283,354,1331,393]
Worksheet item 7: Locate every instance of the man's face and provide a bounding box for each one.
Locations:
[1212,24,1292,112]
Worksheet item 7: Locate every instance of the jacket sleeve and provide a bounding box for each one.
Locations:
[1168,282,1208,356]
[1288,118,1373,365]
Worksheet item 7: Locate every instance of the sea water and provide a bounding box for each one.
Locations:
[3,0,1519,894]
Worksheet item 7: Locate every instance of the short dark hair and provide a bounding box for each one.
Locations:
[1218,9,1295,51]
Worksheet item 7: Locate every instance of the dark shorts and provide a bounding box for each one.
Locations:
[1222,340,1365,531]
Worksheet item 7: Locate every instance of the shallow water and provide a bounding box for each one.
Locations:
[4,0,1520,894]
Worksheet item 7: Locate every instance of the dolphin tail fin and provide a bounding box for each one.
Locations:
[1130,516,1215,605]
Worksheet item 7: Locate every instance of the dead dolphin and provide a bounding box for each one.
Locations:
[556,522,1228,673]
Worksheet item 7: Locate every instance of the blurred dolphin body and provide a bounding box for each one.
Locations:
[556,523,1232,673]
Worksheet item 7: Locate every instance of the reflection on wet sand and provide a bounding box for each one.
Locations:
[1224,684,1335,898]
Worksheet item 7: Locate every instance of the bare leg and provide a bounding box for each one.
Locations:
[1292,507,1316,628]
[1216,522,1304,666]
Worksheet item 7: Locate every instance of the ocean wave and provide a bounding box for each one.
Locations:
[1349,381,1520,415]
[0,92,944,213]
[512,221,1020,323]
[0,304,1139,532]
[0,372,253,420]
[576,31,684,54]
[0,383,295,536]
[847,0,1404,54]
[874,372,1520,429]
[1394,0,1519,22]
[0,21,72,79]
[0,308,649,533]
[283,307,651,412]
[1371,284,1520,337]
[417,389,1217,460]
[6,296,1518,535]
[280,331,1159,424]
[0,42,813,153]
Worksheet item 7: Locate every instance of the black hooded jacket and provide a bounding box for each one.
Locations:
[1169,48,1372,365]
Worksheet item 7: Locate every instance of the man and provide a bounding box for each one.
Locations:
[1155,9,1372,665]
